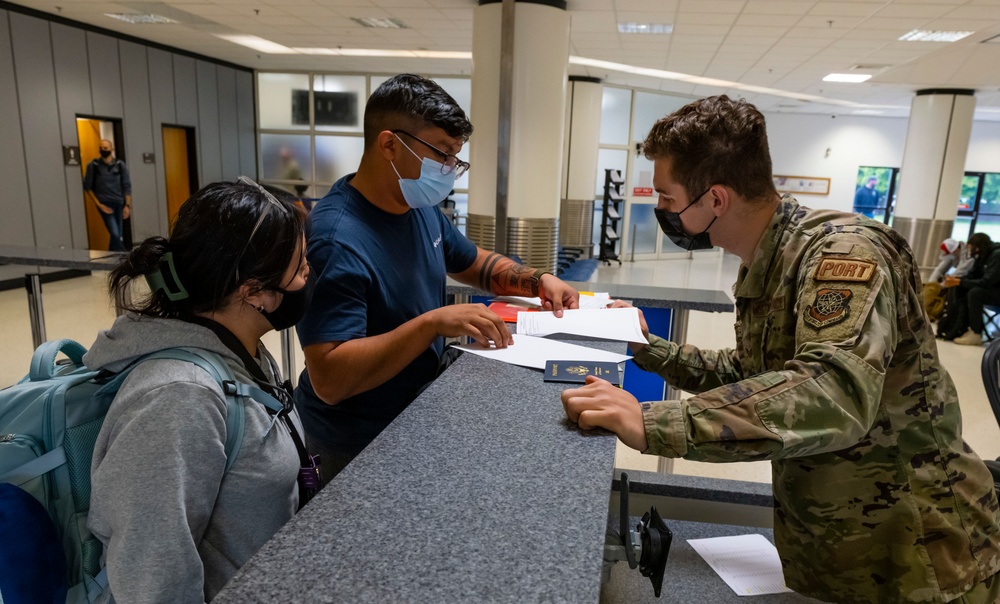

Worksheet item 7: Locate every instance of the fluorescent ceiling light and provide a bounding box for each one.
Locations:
[105,13,177,24]
[898,29,972,42]
[853,109,885,115]
[293,48,471,59]
[351,17,408,29]
[618,22,673,34]
[823,73,872,83]
[214,34,296,54]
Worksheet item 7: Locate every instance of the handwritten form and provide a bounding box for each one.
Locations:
[687,534,793,596]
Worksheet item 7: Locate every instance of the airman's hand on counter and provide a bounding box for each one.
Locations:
[538,274,579,317]
[428,303,513,349]
[610,300,649,354]
[562,375,648,452]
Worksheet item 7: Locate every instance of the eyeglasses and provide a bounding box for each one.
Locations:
[234,176,288,283]
[391,130,470,178]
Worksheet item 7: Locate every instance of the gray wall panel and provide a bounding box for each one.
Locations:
[173,55,198,128]
[10,14,71,248]
[118,41,160,240]
[236,70,256,179]
[0,10,34,251]
[196,61,222,184]
[217,66,240,180]
[51,23,93,249]
[86,32,123,118]
[148,48,174,234]
[0,7,252,267]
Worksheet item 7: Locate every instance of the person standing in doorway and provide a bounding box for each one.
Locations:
[83,139,132,252]
[853,174,881,214]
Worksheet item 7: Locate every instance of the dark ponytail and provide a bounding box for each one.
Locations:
[107,180,304,319]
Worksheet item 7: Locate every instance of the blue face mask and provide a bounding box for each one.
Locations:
[391,136,457,209]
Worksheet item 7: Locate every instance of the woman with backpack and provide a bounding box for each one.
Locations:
[85,178,316,602]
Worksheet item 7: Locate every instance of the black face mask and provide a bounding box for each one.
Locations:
[99,149,112,158]
[260,271,315,331]
[653,187,716,251]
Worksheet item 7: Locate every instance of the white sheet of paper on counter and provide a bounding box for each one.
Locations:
[687,534,793,596]
[516,307,648,343]
[489,292,611,310]
[454,334,631,370]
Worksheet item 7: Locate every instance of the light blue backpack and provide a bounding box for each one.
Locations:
[0,339,284,603]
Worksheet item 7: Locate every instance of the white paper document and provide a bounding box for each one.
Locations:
[489,292,611,310]
[578,292,612,310]
[454,334,631,370]
[687,534,793,596]
[516,308,648,344]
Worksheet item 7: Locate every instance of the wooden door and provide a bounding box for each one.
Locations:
[162,126,192,231]
[77,118,109,251]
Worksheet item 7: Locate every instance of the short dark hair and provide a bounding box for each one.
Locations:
[969,232,992,254]
[363,74,473,150]
[109,180,305,317]
[642,95,777,202]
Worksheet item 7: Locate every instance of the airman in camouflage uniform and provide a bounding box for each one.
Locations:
[561,96,1000,603]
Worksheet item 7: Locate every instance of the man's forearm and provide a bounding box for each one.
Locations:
[305,314,439,405]
[474,251,542,296]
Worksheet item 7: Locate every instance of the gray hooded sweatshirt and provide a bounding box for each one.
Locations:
[84,314,301,603]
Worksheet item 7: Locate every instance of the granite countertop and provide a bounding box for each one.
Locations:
[613,469,774,508]
[0,244,121,271]
[446,279,733,313]
[214,341,622,603]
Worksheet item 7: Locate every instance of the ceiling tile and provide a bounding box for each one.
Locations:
[742,1,813,16]
[735,13,801,26]
[806,2,885,17]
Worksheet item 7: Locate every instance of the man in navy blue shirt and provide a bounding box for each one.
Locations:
[83,139,132,252]
[295,74,579,480]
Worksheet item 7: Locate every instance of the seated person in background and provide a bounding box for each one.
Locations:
[941,232,1000,345]
[561,95,1000,603]
[923,237,974,321]
[87,179,310,601]
[295,74,579,482]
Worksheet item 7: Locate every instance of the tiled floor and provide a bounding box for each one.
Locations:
[2,253,996,486]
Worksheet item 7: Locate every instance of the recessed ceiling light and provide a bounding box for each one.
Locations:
[618,22,673,34]
[214,34,296,54]
[105,13,177,24]
[853,109,885,115]
[898,29,972,42]
[351,17,408,29]
[823,73,872,83]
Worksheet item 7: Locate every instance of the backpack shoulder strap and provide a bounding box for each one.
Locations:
[137,348,244,473]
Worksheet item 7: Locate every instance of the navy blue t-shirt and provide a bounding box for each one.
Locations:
[294,174,478,457]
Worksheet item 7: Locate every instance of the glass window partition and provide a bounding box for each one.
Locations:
[257,72,472,207]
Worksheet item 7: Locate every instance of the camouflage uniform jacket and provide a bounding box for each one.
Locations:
[634,196,1000,603]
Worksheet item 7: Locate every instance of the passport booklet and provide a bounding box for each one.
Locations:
[543,360,621,385]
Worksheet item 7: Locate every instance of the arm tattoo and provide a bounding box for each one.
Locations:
[480,252,537,295]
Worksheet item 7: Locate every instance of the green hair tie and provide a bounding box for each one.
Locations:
[144,251,189,301]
